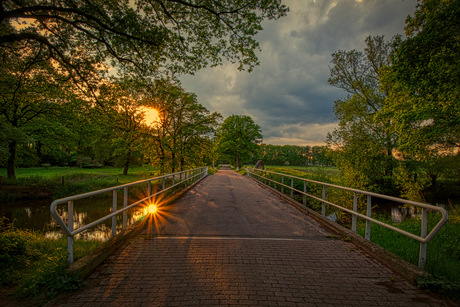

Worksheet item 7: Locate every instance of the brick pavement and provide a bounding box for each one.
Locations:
[47,166,451,306]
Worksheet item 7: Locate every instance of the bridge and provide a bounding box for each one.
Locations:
[47,166,449,306]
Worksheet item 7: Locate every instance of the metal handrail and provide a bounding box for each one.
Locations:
[247,168,448,269]
[51,167,208,264]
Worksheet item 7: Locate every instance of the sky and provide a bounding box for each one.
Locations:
[179,0,418,146]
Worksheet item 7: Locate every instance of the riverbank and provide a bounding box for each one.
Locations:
[0,220,102,305]
[0,166,159,201]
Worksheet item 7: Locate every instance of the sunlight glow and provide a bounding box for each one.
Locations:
[141,107,159,127]
[147,204,157,214]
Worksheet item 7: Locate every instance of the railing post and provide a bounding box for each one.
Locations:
[123,187,128,231]
[148,181,152,197]
[352,192,357,233]
[290,178,294,198]
[112,190,117,237]
[322,186,326,216]
[162,178,165,190]
[172,174,175,187]
[303,181,306,206]
[365,195,372,240]
[419,208,428,269]
[67,200,74,264]
[281,176,284,194]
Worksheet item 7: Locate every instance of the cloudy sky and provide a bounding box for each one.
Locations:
[180,0,418,146]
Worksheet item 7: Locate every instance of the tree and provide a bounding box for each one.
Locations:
[0,39,67,178]
[148,81,221,173]
[327,36,398,193]
[216,115,262,169]
[380,0,460,155]
[1,0,288,92]
[98,81,150,175]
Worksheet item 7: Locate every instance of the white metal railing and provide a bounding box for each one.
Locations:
[247,168,448,269]
[51,167,208,264]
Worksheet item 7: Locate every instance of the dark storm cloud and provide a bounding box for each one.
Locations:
[180,0,417,145]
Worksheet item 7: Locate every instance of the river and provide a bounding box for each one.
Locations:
[0,197,148,241]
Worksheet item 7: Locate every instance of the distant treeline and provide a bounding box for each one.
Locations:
[257,144,334,167]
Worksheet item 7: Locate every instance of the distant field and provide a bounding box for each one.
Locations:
[0,166,159,180]
[0,166,161,199]
[264,165,340,177]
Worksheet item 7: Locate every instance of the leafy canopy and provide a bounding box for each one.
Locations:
[217,115,262,167]
[0,0,288,85]
[380,0,460,155]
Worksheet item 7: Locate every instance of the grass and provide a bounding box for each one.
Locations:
[357,212,460,298]
[0,166,160,199]
[0,218,102,300]
[0,165,159,182]
[265,165,340,177]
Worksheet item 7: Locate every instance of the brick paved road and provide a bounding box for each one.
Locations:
[47,166,451,306]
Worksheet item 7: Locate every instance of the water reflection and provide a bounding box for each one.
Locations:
[0,197,150,241]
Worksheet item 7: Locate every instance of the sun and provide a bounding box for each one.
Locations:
[147,204,157,214]
[140,107,159,127]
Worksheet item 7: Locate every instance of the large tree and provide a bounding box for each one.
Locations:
[327,36,398,193]
[1,0,288,89]
[0,39,67,178]
[148,81,221,173]
[381,0,460,155]
[377,0,460,201]
[96,80,152,175]
[216,115,262,169]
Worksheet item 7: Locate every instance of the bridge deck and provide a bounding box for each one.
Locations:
[48,166,449,306]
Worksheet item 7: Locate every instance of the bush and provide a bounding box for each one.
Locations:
[0,218,101,299]
[0,222,41,287]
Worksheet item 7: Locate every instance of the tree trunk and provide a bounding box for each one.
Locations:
[171,152,176,173]
[7,140,17,179]
[123,150,131,175]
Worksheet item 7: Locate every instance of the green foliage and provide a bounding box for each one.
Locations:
[259,144,334,167]
[381,0,460,154]
[1,1,288,82]
[0,226,40,287]
[0,166,160,199]
[146,81,222,173]
[262,166,336,212]
[1,1,288,179]
[0,218,101,299]
[327,36,398,195]
[357,211,460,298]
[417,275,460,299]
[393,160,431,202]
[216,115,263,168]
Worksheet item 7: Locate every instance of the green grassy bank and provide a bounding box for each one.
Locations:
[0,218,102,301]
[357,214,460,298]
[0,166,160,200]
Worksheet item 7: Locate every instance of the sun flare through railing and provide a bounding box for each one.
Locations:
[246,167,448,269]
[51,167,208,264]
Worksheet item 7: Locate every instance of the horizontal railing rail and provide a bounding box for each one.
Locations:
[51,167,208,264]
[247,168,448,269]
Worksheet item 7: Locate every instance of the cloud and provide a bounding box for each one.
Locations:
[180,0,417,145]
